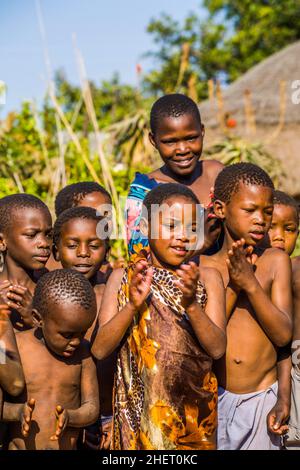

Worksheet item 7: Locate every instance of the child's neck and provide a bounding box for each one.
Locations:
[160,161,202,185]
[1,258,36,289]
[149,252,182,274]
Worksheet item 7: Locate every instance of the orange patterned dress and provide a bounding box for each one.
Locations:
[112,256,218,450]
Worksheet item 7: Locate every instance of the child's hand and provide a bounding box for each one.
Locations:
[100,419,112,450]
[50,405,69,441]
[129,260,153,310]
[0,280,11,303]
[20,398,35,438]
[175,262,199,310]
[227,239,256,291]
[267,400,289,436]
[7,285,34,327]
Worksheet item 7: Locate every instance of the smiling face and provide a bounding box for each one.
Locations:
[56,218,107,280]
[215,182,274,246]
[40,301,96,358]
[149,113,204,177]
[146,195,202,270]
[1,207,52,270]
[268,204,299,255]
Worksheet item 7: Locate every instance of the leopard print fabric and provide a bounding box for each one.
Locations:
[151,266,207,316]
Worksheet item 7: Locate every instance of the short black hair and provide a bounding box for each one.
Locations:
[55,182,112,216]
[53,206,110,247]
[33,268,96,318]
[142,183,200,222]
[214,163,274,204]
[150,93,201,134]
[273,190,299,223]
[0,193,51,233]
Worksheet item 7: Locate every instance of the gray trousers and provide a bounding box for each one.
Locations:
[217,382,281,450]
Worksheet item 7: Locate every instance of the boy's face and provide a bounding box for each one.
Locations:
[1,208,52,270]
[268,204,299,255]
[78,191,111,213]
[216,182,274,246]
[146,195,201,269]
[149,113,204,177]
[56,218,107,280]
[40,301,96,357]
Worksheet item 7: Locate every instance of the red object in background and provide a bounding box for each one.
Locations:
[226,118,237,128]
[136,63,142,75]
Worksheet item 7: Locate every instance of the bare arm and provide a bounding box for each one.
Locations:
[67,348,99,428]
[91,268,132,360]
[247,250,292,346]
[0,307,25,396]
[267,346,291,435]
[228,243,292,347]
[176,264,226,360]
[92,261,153,361]
[225,282,240,321]
[291,260,300,368]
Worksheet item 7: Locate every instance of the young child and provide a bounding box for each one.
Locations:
[0,194,52,330]
[53,206,110,312]
[3,269,99,450]
[264,190,299,440]
[200,163,293,450]
[126,93,224,257]
[92,183,226,450]
[266,190,300,448]
[53,206,113,449]
[47,182,112,272]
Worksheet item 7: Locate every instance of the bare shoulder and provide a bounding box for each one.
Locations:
[202,159,224,177]
[199,254,220,269]
[15,328,35,347]
[260,247,291,266]
[200,265,224,288]
[199,254,214,268]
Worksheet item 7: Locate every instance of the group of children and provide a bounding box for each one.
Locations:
[0,93,300,451]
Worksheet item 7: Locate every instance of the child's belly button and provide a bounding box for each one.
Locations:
[234,358,242,364]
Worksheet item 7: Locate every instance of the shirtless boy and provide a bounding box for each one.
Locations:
[3,269,99,450]
[201,163,293,450]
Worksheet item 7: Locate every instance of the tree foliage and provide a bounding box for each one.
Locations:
[143,0,300,96]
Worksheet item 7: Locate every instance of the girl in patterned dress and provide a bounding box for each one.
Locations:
[92,183,226,449]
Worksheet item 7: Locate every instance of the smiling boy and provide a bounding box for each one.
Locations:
[200,163,293,450]
[126,94,224,258]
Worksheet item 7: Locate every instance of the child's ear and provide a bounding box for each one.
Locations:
[213,199,226,220]
[0,232,7,252]
[52,245,60,262]
[201,123,205,139]
[32,309,43,328]
[140,217,149,238]
[148,132,157,149]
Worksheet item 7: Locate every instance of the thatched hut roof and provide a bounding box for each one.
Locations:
[199,41,300,127]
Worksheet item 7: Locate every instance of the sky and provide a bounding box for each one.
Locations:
[0,0,204,115]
